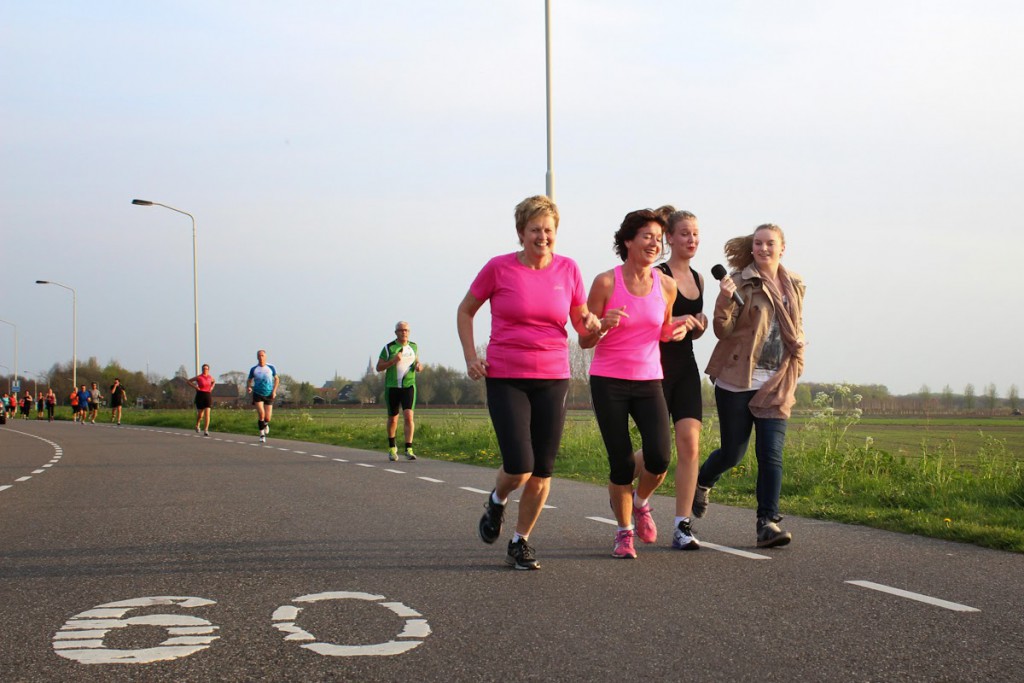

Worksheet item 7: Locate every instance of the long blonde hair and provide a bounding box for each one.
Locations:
[723,223,785,270]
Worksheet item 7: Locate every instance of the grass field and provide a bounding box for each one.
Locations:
[84,405,1024,552]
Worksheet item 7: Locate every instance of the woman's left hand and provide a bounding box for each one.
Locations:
[661,318,689,342]
[582,312,602,333]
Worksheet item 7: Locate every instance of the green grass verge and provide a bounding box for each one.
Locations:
[105,406,1024,553]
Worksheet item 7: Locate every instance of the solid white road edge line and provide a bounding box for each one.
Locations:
[846,580,980,612]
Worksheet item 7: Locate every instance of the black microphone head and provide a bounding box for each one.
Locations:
[711,264,727,281]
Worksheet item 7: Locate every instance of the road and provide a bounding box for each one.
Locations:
[1,420,1022,681]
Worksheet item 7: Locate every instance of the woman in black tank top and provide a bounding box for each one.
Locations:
[638,208,708,550]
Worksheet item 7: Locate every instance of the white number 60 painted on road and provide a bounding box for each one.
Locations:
[53,592,432,665]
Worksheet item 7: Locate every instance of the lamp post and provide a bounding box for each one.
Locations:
[35,280,77,389]
[0,318,16,392]
[132,199,200,376]
[545,0,555,200]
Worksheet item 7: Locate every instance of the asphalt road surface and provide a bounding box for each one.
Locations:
[2,420,1022,682]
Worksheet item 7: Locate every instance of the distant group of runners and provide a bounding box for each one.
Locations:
[2,381,127,425]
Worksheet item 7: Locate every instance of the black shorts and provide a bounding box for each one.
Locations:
[252,392,273,405]
[195,391,212,410]
[485,378,569,478]
[385,386,416,416]
[661,353,703,423]
[590,375,672,485]
[88,402,98,411]
[75,404,86,413]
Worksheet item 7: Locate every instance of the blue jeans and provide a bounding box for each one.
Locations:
[698,386,788,520]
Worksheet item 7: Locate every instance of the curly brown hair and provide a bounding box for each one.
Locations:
[613,209,666,261]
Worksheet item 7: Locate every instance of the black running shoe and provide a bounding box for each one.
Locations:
[478,491,505,544]
[505,538,540,570]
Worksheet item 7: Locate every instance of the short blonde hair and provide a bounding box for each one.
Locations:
[514,195,559,237]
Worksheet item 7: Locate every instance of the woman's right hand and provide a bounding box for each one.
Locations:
[466,357,489,381]
[718,275,737,302]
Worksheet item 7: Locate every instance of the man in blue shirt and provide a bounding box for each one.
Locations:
[76,384,91,426]
[246,349,279,444]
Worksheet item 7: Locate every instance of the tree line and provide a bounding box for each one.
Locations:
[3,352,1019,416]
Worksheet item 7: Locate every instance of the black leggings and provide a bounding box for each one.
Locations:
[486,378,569,478]
[590,376,671,485]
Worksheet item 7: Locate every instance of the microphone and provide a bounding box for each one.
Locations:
[711,264,744,306]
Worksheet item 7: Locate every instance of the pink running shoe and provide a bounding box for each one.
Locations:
[633,501,657,544]
[612,529,637,559]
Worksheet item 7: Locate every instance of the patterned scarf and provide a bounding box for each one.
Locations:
[748,263,804,419]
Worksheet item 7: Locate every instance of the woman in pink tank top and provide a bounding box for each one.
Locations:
[580,209,689,560]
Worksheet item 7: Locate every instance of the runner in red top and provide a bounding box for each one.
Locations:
[187,364,216,436]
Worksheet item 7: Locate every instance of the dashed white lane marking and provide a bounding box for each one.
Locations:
[699,542,771,560]
[309,454,325,459]
[384,469,405,474]
[1,428,64,493]
[294,450,307,454]
[460,486,491,495]
[333,458,348,463]
[846,580,980,612]
[418,477,444,483]
[277,448,290,452]
[356,463,376,468]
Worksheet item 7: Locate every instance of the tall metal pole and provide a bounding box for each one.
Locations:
[0,319,16,391]
[545,0,555,200]
[132,200,200,376]
[34,281,76,388]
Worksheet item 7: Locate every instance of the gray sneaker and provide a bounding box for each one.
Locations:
[756,516,792,548]
[692,485,711,518]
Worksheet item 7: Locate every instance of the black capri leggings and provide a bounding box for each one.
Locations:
[590,375,671,485]
[486,378,569,478]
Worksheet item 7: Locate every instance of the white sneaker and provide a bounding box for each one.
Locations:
[259,435,266,444]
[672,518,701,550]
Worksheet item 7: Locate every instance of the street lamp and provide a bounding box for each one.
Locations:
[35,280,77,388]
[545,0,555,200]
[132,199,200,376]
[0,319,16,392]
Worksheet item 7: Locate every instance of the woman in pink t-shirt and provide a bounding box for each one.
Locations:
[457,195,601,570]
[187,364,216,436]
[580,209,690,560]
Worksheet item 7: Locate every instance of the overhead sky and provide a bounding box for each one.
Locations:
[2,1,1022,396]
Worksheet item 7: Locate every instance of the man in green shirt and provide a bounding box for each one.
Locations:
[377,321,423,461]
